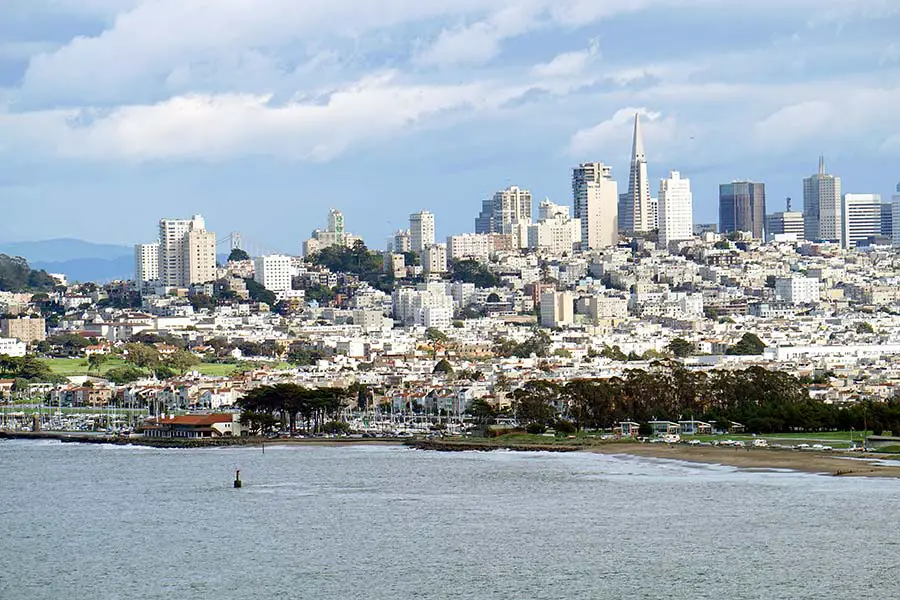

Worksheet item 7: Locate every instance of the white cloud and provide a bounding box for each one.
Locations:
[531,40,599,78]
[0,72,530,162]
[569,107,678,159]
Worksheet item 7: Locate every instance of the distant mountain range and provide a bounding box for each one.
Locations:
[0,238,133,283]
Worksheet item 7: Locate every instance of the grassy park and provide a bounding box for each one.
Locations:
[39,357,275,378]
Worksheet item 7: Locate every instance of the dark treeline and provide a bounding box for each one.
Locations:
[237,384,349,434]
[512,363,900,435]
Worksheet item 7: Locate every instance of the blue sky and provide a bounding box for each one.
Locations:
[0,0,898,253]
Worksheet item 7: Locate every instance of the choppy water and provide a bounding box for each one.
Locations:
[1,440,899,599]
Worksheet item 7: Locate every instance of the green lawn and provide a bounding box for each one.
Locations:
[40,357,260,379]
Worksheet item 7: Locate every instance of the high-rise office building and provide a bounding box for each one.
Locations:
[409,211,435,253]
[158,214,216,288]
[893,183,900,247]
[618,113,652,234]
[803,156,842,242]
[841,193,883,249]
[767,198,804,241]
[658,171,693,248]
[573,162,618,249]
[880,202,893,238]
[719,181,766,239]
[134,242,159,282]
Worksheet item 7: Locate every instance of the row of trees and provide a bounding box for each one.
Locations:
[237,384,349,434]
[508,363,900,434]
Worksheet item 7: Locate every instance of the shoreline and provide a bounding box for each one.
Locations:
[4,431,900,478]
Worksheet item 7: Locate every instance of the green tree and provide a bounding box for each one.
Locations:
[228,248,251,262]
[166,349,201,375]
[87,353,109,374]
[855,321,875,334]
[512,381,560,426]
[123,343,160,369]
[449,258,500,288]
[244,278,276,306]
[433,358,454,374]
[104,366,146,385]
[726,333,766,355]
[666,338,695,358]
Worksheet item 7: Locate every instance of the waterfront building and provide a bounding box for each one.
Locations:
[158,214,217,287]
[658,171,693,248]
[841,193,882,249]
[803,156,842,242]
[410,211,435,253]
[253,255,293,293]
[133,242,159,283]
[618,113,652,234]
[719,181,766,239]
[573,162,618,249]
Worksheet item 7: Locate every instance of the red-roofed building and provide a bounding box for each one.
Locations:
[143,413,246,438]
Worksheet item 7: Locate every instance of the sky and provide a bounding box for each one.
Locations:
[0,0,899,254]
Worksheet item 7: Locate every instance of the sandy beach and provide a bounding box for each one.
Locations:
[590,443,900,478]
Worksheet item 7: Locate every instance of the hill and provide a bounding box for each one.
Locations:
[0,254,56,292]
[0,239,134,283]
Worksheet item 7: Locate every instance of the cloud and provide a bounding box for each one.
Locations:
[1,72,531,162]
[569,107,678,160]
[413,3,541,67]
[531,40,599,78]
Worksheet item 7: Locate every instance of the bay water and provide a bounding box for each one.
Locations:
[1,440,899,599]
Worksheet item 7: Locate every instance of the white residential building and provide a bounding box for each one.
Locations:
[841,193,883,249]
[767,198,804,242]
[540,291,574,328]
[475,185,533,235]
[775,275,820,305]
[528,199,581,255]
[158,214,216,288]
[253,255,293,293]
[410,211,435,253]
[447,233,492,262]
[658,171,693,248]
[391,230,411,253]
[134,242,159,283]
[392,284,454,327]
[422,243,447,275]
[0,337,26,357]
[573,162,618,250]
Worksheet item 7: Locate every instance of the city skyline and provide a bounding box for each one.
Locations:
[0,1,898,251]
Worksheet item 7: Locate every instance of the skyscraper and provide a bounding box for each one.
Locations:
[573,162,618,249]
[803,156,842,242]
[618,113,652,234]
[158,214,216,288]
[658,171,693,248]
[719,181,766,239]
[841,193,882,249]
[893,183,900,248]
[410,211,435,253]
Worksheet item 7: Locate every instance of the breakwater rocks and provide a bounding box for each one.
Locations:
[0,431,263,448]
[406,438,583,453]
